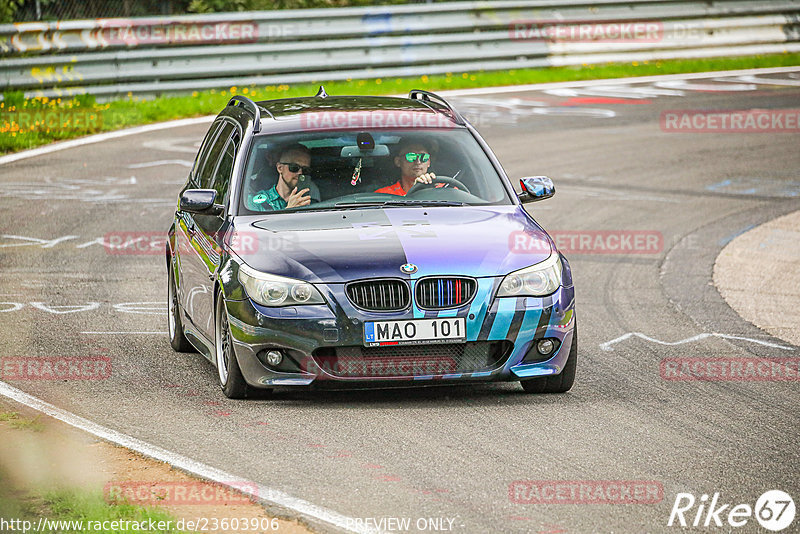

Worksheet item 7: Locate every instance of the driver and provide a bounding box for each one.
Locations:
[250,144,313,211]
[375,140,436,196]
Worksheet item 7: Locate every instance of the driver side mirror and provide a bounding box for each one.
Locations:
[518,176,555,204]
[179,189,224,216]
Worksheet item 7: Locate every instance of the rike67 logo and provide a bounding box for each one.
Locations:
[668,490,795,531]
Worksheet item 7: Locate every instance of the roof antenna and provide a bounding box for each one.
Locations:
[315,86,328,98]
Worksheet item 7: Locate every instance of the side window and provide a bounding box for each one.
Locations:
[191,121,223,185]
[211,135,237,204]
[197,122,234,189]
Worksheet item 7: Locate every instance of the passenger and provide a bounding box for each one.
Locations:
[250,144,313,210]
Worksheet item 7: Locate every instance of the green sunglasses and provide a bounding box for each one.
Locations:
[404,152,430,163]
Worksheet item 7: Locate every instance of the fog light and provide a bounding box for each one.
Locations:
[536,339,555,356]
[266,350,283,366]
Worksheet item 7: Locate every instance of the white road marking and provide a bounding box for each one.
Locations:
[28,302,101,314]
[0,117,214,166]
[653,80,758,91]
[0,302,167,315]
[128,159,193,169]
[731,74,800,86]
[599,332,795,352]
[0,381,377,534]
[0,235,79,248]
[142,137,203,154]
[433,66,800,97]
[81,331,166,335]
[544,85,684,99]
[112,302,165,315]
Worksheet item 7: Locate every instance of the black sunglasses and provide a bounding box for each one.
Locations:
[280,162,311,174]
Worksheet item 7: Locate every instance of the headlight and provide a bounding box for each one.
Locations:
[498,254,562,297]
[238,264,325,307]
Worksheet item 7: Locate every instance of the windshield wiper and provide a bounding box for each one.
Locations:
[334,200,466,208]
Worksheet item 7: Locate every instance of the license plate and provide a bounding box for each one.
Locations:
[364,318,466,346]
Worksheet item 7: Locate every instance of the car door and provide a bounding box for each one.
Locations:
[176,120,223,332]
[182,121,240,342]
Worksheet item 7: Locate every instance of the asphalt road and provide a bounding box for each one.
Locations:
[1,69,799,534]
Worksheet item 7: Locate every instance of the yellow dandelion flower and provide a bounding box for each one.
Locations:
[462,73,469,79]
[469,75,476,81]
[421,75,429,83]
[632,61,639,66]
[230,86,237,93]
[192,91,199,97]
[375,79,382,84]
[242,87,249,94]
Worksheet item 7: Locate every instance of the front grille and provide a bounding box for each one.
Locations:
[346,279,410,312]
[415,277,477,310]
[312,341,512,378]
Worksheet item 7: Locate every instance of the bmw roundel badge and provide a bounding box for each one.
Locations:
[400,263,418,274]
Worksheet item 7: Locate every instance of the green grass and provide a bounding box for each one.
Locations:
[0,411,44,431]
[44,489,190,533]
[2,52,799,155]
[9,415,44,432]
[0,471,190,534]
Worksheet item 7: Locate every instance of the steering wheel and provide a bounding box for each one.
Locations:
[406,175,471,196]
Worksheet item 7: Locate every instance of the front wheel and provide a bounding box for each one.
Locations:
[215,289,250,399]
[520,323,577,394]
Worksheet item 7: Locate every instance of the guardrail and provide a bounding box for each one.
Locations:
[1,0,799,100]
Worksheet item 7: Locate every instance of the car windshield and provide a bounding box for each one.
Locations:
[238,129,512,213]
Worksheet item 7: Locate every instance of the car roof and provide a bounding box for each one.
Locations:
[223,94,465,134]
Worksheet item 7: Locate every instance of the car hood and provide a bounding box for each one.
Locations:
[232,206,553,283]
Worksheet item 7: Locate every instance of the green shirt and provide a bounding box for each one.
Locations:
[250,185,286,211]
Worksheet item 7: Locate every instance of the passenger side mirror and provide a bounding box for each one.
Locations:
[518,176,555,204]
[180,189,223,215]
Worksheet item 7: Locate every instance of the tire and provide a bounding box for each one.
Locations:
[168,266,194,352]
[520,322,577,394]
[215,289,250,399]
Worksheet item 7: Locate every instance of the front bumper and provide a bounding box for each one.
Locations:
[226,277,575,389]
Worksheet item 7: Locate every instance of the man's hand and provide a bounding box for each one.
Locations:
[286,187,311,208]
[414,172,436,185]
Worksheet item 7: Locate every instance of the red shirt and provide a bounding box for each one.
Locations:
[375,181,406,196]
